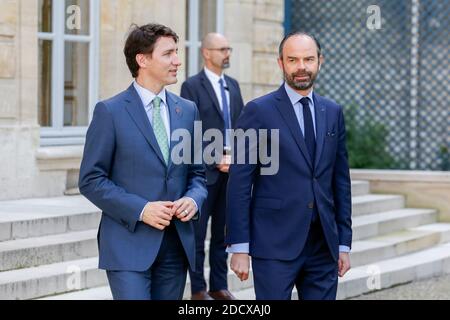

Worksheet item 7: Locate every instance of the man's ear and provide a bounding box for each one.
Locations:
[277,57,284,72]
[319,55,324,69]
[201,48,209,61]
[136,53,147,69]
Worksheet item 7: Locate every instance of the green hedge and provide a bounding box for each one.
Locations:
[344,105,396,169]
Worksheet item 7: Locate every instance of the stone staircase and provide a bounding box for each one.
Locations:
[0,181,449,300]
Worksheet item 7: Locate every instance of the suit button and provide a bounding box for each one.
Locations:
[308,202,314,209]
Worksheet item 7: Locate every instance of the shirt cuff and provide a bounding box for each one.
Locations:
[339,245,351,253]
[226,243,249,254]
[139,203,149,222]
[185,197,198,213]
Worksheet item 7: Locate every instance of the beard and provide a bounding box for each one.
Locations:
[222,58,230,69]
[284,66,319,91]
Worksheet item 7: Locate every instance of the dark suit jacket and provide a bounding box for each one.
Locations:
[180,69,244,185]
[79,84,208,272]
[225,85,352,262]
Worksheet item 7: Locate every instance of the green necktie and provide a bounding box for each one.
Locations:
[152,96,169,165]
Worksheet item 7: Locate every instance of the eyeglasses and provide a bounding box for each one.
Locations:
[206,47,233,54]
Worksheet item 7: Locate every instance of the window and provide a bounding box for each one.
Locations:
[186,0,224,77]
[38,0,99,146]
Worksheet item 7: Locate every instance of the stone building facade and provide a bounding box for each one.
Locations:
[0,0,284,201]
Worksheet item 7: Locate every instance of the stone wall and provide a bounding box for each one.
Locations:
[99,0,187,99]
[224,0,284,104]
[0,0,59,201]
[0,0,285,201]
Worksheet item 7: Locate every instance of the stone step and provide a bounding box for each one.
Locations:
[0,196,100,242]
[352,194,405,216]
[351,223,450,267]
[36,240,450,301]
[0,194,402,246]
[201,242,450,300]
[352,208,438,240]
[39,286,112,300]
[0,230,98,272]
[202,209,439,268]
[0,181,370,243]
[0,257,107,300]
[351,181,370,197]
[201,224,450,297]
[0,205,424,276]
[206,208,437,259]
[338,242,450,299]
[40,264,254,300]
[205,193,406,241]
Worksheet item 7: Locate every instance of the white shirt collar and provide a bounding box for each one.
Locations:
[284,82,314,106]
[133,80,167,108]
[204,67,226,85]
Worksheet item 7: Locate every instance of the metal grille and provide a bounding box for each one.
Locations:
[288,0,450,170]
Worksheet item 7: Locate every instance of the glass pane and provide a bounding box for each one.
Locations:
[38,39,52,127]
[38,0,52,33]
[199,0,217,40]
[65,0,90,35]
[64,42,89,126]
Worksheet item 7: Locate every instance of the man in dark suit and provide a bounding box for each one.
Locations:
[79,23,207,300]
[225,32,352,300]
[181,33,244,300]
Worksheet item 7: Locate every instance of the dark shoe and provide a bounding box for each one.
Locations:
[191,291,214,300]
[208,289,237,300]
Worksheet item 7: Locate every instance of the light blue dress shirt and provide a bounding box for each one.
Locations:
[227,83,350,254]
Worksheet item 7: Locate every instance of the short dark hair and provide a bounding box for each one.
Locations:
[278,31,322,59]
[124,23,179,78]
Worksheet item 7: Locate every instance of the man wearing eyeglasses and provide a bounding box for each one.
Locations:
[181,33,245,300]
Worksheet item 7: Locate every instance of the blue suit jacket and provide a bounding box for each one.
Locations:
[180,70,245,185]
[79,84,207,272]
[225,85,352,262]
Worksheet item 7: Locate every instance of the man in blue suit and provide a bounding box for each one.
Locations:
[225,32,352,300]
[79,23,207,300]
[181,33,244,300]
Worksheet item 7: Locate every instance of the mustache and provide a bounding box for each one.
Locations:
[291,71,312,78]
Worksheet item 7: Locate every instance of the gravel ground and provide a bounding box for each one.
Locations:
[349,274,450,300]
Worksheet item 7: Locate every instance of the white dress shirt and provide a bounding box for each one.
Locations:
[203,66,231,115]
[133,81,171,144]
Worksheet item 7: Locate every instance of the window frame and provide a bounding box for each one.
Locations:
[37,0,100,146]
[185,0,224,77]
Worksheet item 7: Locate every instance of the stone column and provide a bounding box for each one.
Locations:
[224,0,284,104]
[252,0,284,99]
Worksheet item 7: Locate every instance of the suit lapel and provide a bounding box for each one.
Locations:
[313,93,327,171]
[224,75,241,127]
[124,84,167,166]
[200,70,224,121]
[167,92,184,171]
[274,86,313,170]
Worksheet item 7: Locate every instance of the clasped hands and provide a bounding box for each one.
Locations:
[141,197,197,231]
